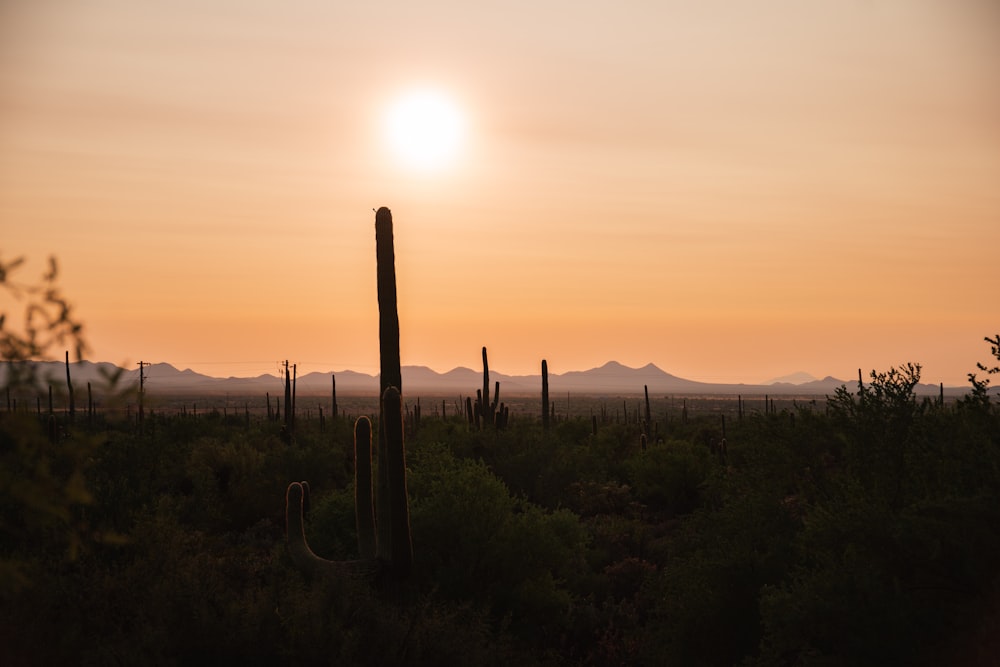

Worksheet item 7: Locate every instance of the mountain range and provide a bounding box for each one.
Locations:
[1,360,966,397]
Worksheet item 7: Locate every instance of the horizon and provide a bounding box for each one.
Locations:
[7,357,981,391]
[2,1,997,387]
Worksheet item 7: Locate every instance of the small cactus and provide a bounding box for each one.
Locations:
[643,384,651,437]
[331,374,338,421]
[541,359,549,430]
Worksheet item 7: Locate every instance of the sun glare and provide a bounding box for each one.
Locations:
[384,89,465,171]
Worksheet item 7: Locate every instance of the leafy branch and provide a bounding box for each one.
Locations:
[967,334,1000,403]
[0,254,87,364]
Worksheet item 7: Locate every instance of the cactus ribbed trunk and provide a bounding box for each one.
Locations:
[481,347,491,428]
[376,207,402,396]
[643,384,651,436]
[378,386,412,575]
[375,207,411,577]
[354,416,376,560]
[492,381,500,425]
[332,374,338,421]
[283,205,412,584]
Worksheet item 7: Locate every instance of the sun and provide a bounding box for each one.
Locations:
[384,88,466,171]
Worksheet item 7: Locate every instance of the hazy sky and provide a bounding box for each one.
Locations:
[2,0,998,385]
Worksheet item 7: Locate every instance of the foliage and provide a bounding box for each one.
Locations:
[967,333,1000,405]
[1,253,97,599]
[0,414,98,595]
[2,301,1000,663]
[1,254,87,369]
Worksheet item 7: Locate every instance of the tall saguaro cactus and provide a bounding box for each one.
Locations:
[375,207,402,394]
[374,207,412,574]
[284,206,413,581]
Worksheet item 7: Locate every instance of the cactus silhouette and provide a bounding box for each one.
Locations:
[473,347,503,429]
[354,416,376,560]
[376,386,412,575]
[331,374,338,421]
[283,206,412,581]
[643,384,651,437]
[541,359,549,429]
[285,390,410,579]
[476,347,494,428]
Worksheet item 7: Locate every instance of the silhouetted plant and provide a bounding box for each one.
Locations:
[355,416,376,559]
[541,359,549,430]
[643,384,651,437]
[284,206,412,582]
[286,386,411,580]
[473,347,502,430]
[0,254,87,369]
[0,253,101,595]
[373,207,412,577]
[967,333,1000,405]
[331,373,338,421]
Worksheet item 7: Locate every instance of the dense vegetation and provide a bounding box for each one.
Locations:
[2,348,1000,665]
[4,242,999,665]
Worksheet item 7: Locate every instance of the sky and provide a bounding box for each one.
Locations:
[1,0,998,386]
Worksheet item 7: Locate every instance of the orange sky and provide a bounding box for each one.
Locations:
[2,0,998,386]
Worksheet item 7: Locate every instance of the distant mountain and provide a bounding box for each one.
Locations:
[765,371,819,385]
[766,375,853,393]
[0,360,968,397]
[554,361,715,394]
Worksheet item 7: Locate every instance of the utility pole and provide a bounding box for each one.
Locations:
[65,350,75,422]
[283,360,291,430]
[138,361,147,426]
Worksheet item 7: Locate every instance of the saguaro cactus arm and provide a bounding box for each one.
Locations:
[284,388,411,579]
[355,416,376,560]
[285,481,378,579]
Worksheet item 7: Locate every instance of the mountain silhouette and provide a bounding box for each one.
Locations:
[0,360,963,397]
[765,371,819,385]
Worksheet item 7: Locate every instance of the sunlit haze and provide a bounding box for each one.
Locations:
[384,88,465,171]
[1,0,998,386]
